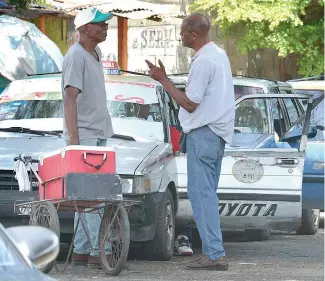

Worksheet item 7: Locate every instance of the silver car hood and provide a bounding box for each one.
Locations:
[0,132,157,175]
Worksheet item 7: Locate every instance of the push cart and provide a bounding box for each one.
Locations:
[14,150,138,277]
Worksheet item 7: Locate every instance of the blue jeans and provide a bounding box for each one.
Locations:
[66,138,109,257]
[186,126,226,260]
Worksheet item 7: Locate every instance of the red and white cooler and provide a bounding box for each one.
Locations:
[38,145,116,200]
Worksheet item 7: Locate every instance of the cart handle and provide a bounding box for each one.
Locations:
[14,154,38,164]
[83,152,107,170]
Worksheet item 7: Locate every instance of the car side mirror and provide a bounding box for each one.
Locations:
[308,126,318,139]
[6,225,59,268]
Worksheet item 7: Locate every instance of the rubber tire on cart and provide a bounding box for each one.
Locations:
[29,201,60,274]
[143,189,175,261]
[99,204,130,276]
[245,229,270,241]
[296,208,320,235]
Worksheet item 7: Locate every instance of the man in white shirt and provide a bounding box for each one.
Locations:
[145,13,235,270]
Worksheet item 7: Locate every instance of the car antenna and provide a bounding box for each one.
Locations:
[287,75,324,82]
[119,69,150,76]
[120,69,190,77]
[26,72,62,76]
[167,73,189,76]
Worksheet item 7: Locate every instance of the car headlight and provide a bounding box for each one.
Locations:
[133,176,151,194]
[120,176,151,194]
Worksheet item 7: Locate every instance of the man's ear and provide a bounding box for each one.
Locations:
[79,25,88,34]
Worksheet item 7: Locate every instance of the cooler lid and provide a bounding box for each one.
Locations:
[39,145,116,160]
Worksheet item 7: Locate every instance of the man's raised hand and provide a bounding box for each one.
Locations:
[145,59,167,83]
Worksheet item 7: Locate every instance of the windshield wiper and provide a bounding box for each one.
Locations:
[0,127,62,137]
[111,134,136,141]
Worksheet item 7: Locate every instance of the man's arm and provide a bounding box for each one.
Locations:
[62,53,84,145]
[159,78,198,113]
[145,59,210,113]
[64,86,79,145]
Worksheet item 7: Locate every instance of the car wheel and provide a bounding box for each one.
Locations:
[143,189,175,261]
[245,229,270,241]
[296,209,320,235]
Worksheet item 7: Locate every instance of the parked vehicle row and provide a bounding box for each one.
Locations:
[0,71,323,264]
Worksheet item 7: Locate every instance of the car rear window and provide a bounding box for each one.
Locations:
[234,85,264,100]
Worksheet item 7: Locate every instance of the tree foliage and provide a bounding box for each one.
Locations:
[190,0,324,77]
[8,0,47,11]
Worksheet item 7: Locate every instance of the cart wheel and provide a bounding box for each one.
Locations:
[99,204,130,276]
[29,201,60,274]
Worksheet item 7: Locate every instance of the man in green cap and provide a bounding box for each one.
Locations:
[62,7,114,267]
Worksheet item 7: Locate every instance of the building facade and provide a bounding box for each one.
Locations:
[96,0,300,80]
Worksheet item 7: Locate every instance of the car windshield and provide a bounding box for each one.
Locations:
[0,77,164,142]
[0,227,29,271]
[295,89,324,130]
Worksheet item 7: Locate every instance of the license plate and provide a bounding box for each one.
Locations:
[103,69,120,75]
[14,201,31,216]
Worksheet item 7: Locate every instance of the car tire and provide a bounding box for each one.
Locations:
[245,229,270,241]
[143,189,175,261]
[296,208,320,235]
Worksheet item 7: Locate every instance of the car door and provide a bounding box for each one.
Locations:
[278,94,324,210]
[173,93,313,232]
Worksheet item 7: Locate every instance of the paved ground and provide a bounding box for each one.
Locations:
[50,228,324,281]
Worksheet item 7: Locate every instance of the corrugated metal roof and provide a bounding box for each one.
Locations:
[0,1,73,19]
[50,0,185,20]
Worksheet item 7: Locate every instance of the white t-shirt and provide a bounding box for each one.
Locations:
[178,42,235,143]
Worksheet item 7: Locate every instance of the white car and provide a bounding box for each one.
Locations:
[170,76,319,240]
[0,73,178,264]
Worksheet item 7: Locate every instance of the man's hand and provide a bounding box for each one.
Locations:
[145,59,199,113]
[145,59,168,83]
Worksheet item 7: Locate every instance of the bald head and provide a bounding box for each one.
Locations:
[180,13,211,50]
[183,13,210,36]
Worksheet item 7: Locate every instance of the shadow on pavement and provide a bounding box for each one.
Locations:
[57,227,322,262]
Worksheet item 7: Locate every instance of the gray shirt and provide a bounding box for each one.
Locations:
[178,42,235,143]
[62,43,113,141]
